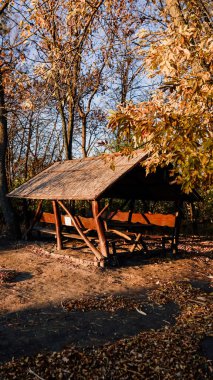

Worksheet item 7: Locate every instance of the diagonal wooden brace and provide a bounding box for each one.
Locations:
[57,200,104,262]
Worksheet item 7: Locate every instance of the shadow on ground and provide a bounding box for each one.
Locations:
[0,296,179,364]
[10,272,33,282]
[110,248,213,269]
[0,237,212,364]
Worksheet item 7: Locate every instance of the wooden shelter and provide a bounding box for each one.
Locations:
[8,150,200,266]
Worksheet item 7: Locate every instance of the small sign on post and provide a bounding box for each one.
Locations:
[64,216,72,226]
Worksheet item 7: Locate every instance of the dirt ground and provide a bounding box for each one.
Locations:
[0,236,212,378]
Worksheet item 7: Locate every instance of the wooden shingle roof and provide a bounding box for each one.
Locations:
[8,150,148,200]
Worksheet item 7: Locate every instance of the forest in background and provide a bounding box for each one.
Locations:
[0,0,212,236]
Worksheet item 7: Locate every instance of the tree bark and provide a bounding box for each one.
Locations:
[67,95,75,160]
[0,70,20,238]
[57,96,69,159]
[78,101,87,158]
[67,59,80,160]
[81,115,87,158]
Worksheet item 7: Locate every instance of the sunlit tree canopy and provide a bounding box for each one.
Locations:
[109,0,213,193]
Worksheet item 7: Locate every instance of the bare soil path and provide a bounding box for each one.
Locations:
[0,237,212,379]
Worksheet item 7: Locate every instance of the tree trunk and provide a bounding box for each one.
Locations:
[81,115,87,158]
[67,96,75,160]
[24,112,33,180]
[67,61,79,160]
[0,70,20,238]
[57,94,69,160]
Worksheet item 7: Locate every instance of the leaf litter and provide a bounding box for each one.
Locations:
[0,268,17,284]
[0,236,212,378]
[0,281,212,379]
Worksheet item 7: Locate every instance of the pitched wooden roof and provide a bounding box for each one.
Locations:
[8,150,148,200]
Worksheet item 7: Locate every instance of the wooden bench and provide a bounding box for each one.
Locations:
[32,210,180,255]
[33,212,97,240]
[104,211,181,254]
[34,211,124,247]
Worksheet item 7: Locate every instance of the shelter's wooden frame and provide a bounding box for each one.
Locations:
[52,201,62,250]
[104,210,181,254]
[26,199,182,266]
[26,199,109,265]
[8,150,201,267]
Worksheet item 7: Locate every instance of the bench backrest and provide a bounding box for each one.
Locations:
[39,212,97,230]
[107,211,177,228]
[39,211,178,230]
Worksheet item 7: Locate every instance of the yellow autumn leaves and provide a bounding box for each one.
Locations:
[108,0,213,193]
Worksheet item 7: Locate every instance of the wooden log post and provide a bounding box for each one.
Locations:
[24,200,43,240]
[172,201,183,254]
[52,200,63,250]
[92,200,109,259]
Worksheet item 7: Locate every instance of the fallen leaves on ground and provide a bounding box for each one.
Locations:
[62,294,147,312]
[0,268,17,284]
[0,281,212,379]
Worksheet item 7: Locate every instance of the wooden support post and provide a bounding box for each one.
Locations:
[172,202,183,254]
[24,200,43,240]
[52,200,63,250]
[190,202,198,235]
[92,200,109,258]
[57,200,103,262]
[128,199,135,224]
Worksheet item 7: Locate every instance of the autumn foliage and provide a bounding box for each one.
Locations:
[0,0,212,233]
[109,0,213,192]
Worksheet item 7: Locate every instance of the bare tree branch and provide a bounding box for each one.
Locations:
[0,0,10,16]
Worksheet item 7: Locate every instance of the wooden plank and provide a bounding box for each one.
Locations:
[109,211,129,222]
[39,212,97,231]
[33,227,56,236]
[40,212,69,226]
[132,213,176,227]
[107,211,176,228]
[40,212,56,224]
[77,216,97,230]
[33,227,96,241]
